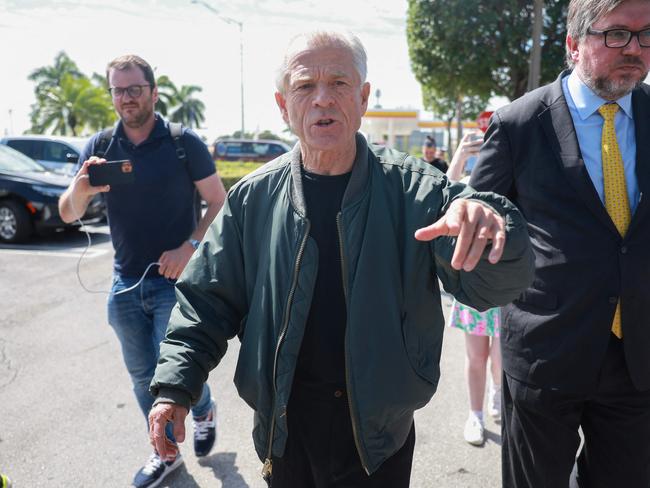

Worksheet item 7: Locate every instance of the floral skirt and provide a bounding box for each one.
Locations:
[448,300,501,337]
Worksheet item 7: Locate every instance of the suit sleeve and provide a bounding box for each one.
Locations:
[469,110,516,198]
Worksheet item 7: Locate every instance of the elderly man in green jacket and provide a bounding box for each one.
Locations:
[148,31,534,487]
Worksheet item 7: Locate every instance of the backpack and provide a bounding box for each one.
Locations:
[93,122,202,224]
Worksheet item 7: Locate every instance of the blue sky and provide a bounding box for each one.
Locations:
[0,0,424,139]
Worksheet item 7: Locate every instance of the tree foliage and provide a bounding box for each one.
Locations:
[29,52,115,135]
[156,75,206,128]
[407,0,568,103]
[28,53,207,135]
[28,52,84,97]
[424,89,487,152]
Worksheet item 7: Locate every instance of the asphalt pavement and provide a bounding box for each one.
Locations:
[0,226,500,487]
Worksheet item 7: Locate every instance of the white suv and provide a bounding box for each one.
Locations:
[0,135,87,176]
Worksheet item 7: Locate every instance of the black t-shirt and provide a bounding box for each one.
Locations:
[427,157,449,173]
[294,168,351,389]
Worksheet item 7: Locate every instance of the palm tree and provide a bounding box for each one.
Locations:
[28,52,83,96]
[168,85,205,129]
[30,74,116,136]
[155,75,176,117]
[155,75,206,128]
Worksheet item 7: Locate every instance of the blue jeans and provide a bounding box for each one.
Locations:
[108,275,212,439]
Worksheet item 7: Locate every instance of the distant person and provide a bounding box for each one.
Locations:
[446,131,502,446]
[470,0,650,485]
[422,135,449,172]
[147,30,533,488]
[59,54,226,488]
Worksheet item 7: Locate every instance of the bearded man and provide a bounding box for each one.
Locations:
[59,54,226,487]
[470,0,650,485]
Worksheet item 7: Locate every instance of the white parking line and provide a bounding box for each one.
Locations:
[0,248,109,258]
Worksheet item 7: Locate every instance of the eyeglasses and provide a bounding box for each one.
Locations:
[586,28,650,48]
[108,84,151,99]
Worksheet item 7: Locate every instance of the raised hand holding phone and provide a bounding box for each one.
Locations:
[446,131,484,182]
[87,159,135,186]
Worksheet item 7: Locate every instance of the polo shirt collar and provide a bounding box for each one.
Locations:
[114,113,167,142]
[567,70,633,120]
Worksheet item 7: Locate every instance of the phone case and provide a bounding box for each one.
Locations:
[88,160,135,186]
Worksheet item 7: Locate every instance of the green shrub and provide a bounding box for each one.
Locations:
[216,160,263,190]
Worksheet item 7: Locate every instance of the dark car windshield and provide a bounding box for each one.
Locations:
[0,145,46,172]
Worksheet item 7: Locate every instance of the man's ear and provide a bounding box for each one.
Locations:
[566,34,580,65]
[152,85,159,106]
[360,82,370,114]
[275,92,290,125]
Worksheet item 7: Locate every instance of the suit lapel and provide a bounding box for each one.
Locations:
[628,87,650,235]
[537,73,619,234]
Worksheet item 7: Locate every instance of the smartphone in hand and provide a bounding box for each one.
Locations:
[88,160,135,186]
[465,156,477,173]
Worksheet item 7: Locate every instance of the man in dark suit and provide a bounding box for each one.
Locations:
[470,0,650,486]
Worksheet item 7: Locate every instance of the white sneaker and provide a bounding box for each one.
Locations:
[488,383,502,422]
[464,415,485,446]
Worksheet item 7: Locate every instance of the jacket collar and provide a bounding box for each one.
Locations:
[538,71,650,237]
[537,70,620,235]
[289,133,369,217]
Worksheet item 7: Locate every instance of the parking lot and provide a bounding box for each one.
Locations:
[0,225,501,487]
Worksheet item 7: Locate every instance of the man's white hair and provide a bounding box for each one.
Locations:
[275,30,368,94]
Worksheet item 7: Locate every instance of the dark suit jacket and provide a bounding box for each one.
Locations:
[470,72,650,393]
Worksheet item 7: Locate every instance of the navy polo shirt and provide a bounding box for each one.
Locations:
[77,115,215,278]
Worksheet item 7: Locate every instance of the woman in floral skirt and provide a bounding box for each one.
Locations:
[445,131,502,446]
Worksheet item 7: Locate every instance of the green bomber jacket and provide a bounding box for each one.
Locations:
[151,133,534,475]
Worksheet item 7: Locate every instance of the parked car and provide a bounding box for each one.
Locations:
[0,145,104,243]
[0,135,87,176]
[212,138,291,162]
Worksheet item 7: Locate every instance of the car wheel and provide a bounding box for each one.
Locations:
[0,200,33,243]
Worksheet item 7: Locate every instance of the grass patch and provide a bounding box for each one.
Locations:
[216,160,264,190]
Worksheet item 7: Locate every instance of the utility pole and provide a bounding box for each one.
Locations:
[191,0,245,137]
[527,0,544,92]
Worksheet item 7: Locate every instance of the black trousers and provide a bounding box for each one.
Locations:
[271,385,416,488]
[502,335,650,488]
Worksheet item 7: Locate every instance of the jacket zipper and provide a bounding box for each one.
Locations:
[262,221,311,483]
[336,212,370,475]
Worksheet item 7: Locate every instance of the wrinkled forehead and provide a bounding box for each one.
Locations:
[286,45,359,83]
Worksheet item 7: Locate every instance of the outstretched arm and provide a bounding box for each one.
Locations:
[415,198,505,272]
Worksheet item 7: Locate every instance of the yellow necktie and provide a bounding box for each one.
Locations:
[598,103,631,339]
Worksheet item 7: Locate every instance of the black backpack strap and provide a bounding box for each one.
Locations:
[167,122,201,225]
[168,122,187,164]
[93,127,116,158]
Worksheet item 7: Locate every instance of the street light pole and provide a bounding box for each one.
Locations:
[191,0,245,137]
[527,0,544,92]
[237,21,244,137]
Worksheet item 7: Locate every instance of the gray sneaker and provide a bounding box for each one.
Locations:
[193,399,217,457]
